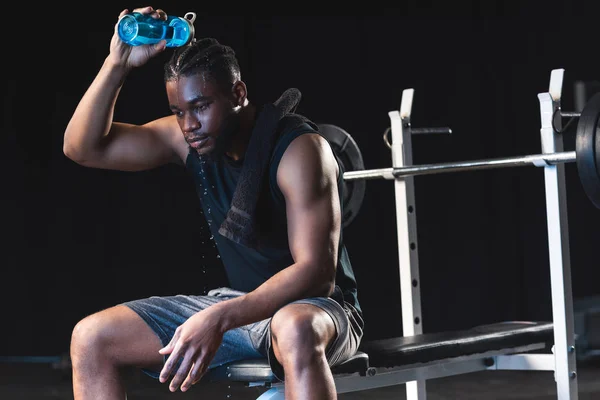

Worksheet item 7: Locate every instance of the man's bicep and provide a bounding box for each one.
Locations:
[97,117,184,171]
[277,134,341,265]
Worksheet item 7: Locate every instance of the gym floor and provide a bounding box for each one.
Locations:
[1,358,599,399]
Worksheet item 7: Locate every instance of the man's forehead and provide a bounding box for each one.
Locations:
[167,74,216,103]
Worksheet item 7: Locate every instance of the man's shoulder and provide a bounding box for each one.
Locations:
[271,115,321,161]
[276,113,319,136]
[276,123,337,177]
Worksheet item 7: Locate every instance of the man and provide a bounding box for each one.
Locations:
[64,6,363,399]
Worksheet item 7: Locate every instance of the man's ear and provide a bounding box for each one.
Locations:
[231,81,247,106]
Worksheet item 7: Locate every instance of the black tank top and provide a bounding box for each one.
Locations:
[185,117,362,315]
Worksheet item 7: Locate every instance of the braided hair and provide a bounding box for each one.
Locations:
[164,38,241,93]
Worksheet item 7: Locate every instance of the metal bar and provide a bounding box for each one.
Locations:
[343,151,576,181]
[331,343,546,394]
[488,354,556,371]
[560,112,581,118]
[331,358,490,394]
[391,88,426,400]
[344,167,395,180]
[539,68,578,400]
[412,127,453,135]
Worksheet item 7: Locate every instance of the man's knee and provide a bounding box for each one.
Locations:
[270,303,336,364]
[70,305,137,366]
[70,310,111,364]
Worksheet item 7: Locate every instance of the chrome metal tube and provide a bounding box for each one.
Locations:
[343,151,576,181]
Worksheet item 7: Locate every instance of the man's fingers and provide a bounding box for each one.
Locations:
[169,355,195,392]
[132,6,154,14]
[159,342,183,383]
[155,9,167,20]
[181,361,204,392]
[158,340,173,354]
[159,357,174,384]
[159,329,180,354]
[129,6,167,19]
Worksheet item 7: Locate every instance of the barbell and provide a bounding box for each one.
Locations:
[318,91,600,227]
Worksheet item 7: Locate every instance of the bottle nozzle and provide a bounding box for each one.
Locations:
[184,12,197,23]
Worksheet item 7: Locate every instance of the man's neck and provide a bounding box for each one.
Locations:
[226,102,257,161]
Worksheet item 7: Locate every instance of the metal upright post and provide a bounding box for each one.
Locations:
[537,68,578,399]
[389,88,426,400]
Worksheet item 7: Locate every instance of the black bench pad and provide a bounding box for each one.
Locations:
[359,321,554,368]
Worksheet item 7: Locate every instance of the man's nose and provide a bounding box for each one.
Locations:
[183,113,201,132]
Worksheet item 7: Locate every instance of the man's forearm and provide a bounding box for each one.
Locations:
[63,57,129,162]
[214,261,335,333]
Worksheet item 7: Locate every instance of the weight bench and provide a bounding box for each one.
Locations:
[205,321,555,398]
[204,68,583,399]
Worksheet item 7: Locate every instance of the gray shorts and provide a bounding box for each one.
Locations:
[123,287,364,381]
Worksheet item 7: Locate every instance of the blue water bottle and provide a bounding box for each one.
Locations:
[117,11,197,47]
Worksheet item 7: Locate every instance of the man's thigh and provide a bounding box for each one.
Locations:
[122,287,270,379]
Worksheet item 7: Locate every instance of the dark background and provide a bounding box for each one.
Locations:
[3,1,600,358]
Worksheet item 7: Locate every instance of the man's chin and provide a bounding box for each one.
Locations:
[194,145,215,157]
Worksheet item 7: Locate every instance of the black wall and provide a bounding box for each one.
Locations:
[3,2,600,357]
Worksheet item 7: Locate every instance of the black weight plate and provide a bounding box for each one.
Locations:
[318,124,366,228]
[575,92,600,209]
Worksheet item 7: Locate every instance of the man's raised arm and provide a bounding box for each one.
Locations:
[63,6,181,172]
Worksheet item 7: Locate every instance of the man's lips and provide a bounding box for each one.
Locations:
[189,135,209,148]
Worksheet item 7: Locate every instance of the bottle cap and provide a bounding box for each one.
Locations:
[181,12,197,46]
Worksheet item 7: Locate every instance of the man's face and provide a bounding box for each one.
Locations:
[166,73,238,156]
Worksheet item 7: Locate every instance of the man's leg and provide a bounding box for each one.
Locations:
[70,304,163,400]
[270,303,338,400]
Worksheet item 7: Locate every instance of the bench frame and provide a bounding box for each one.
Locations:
[373,67,578,400]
